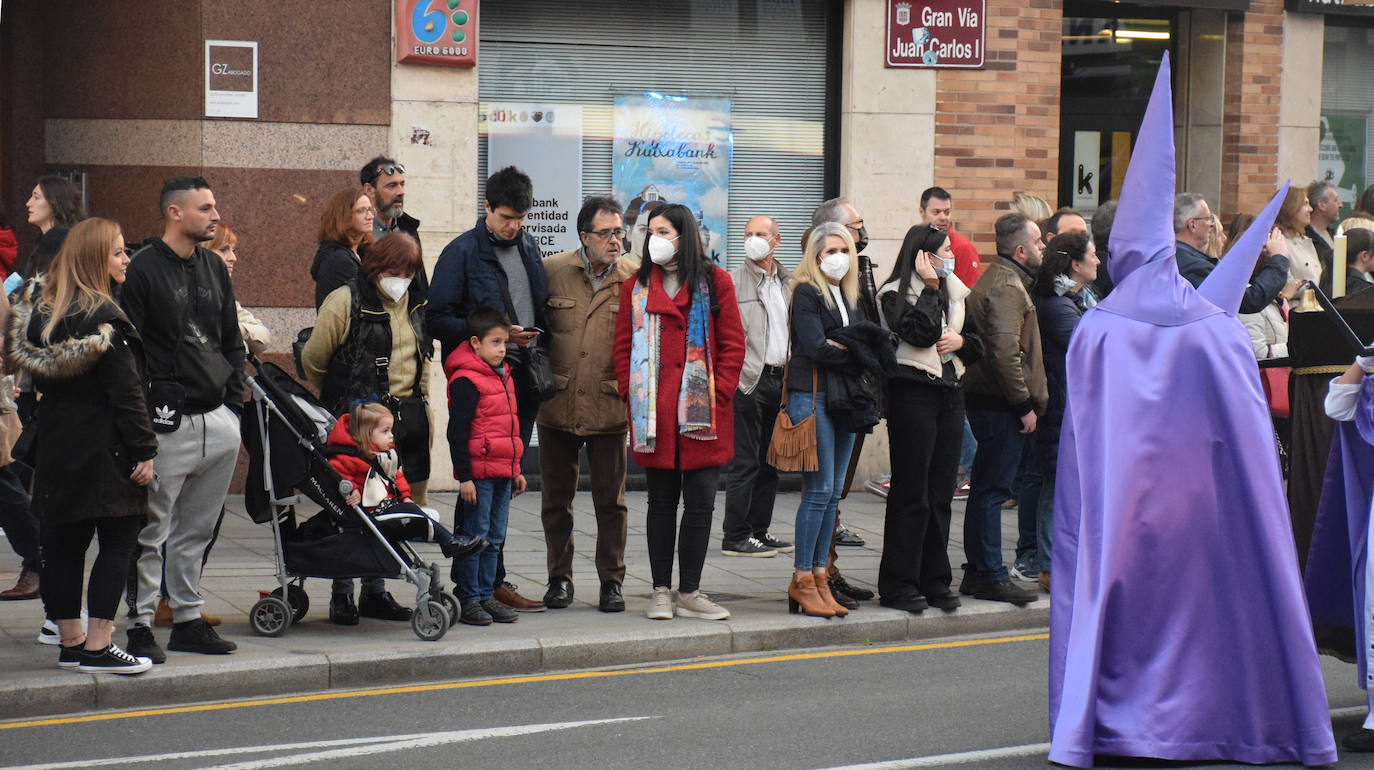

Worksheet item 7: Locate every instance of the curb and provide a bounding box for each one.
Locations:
[0,601,1048,722]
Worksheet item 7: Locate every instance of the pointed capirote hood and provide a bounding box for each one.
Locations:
[1198,182,1290,315]
[1107,51,1175,285]
[1094,52,1220,327]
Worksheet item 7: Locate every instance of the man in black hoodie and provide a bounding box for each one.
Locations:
[122,177,243,662]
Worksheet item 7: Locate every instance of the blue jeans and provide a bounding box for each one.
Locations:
[963,408,1027,583]
[789,391,855,571]
[959,418,977,473]
[1014,444,1041,574]
[457,479,512,604]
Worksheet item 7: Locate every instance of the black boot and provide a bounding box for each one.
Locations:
[359,591,412,621]
[329,594,360,625]
[440,532,488,560]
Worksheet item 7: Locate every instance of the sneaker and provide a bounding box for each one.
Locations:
[831,574,874,601]
[359,591,412,621]
[37,609,88,645]
[953,481,971,500]
[1009,563,1040,582]
[971,580,1036,606]
[126,624,167,664]
[480,598,519,623]
[828,579,860,610]
[58,643,84,669]
[863,476,891,499]
[646,587,674,620]
[77,644,152,675]
[721,537,776,558]
[756,532,794,553]
[495,582,546,612]
[835,525,865,547]
[459,602,493,626]
[676,590,730,620]
[167,617,237,654]
[925,591,962,611]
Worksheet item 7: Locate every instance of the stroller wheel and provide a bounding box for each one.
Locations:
[250,596,292,637]
[411,599,449,642]
[272,585,310,623]
[438,592,460,625]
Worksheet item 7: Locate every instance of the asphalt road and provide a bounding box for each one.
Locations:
[1,631,1371,769]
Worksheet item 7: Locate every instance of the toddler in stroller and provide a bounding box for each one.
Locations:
[322,402,485,625]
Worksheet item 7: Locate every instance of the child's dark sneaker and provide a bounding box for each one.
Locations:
[480,599,519,623]
[77,644,153,675]
[459,602,493,626]
[168,617,237,654]
[126,624,166,664]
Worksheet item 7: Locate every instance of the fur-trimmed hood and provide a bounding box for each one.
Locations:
[6,280,126,380]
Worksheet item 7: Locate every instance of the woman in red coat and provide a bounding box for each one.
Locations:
[614,203,744,622]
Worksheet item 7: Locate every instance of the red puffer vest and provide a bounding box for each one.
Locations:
[443,341,523,480]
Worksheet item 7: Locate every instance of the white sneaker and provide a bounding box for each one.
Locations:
[646,587,674,620]
[36,610,88,645]
[676,591,730,621]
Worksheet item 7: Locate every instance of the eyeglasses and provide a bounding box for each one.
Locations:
[845,219,865,230]
[354,207,376,217]
[584,228,626,240]
[365,164,405,184]
[1188,216,1214,227]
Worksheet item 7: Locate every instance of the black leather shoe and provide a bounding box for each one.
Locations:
[440,533,488,560]
[598,582,625,613]
[831,574,874,601]
[879,594,928,613]
[972,580,1036,606]
[329,594,360,625]
[925,590,962,611]
[359,591,412,621]
[544,577,574,609]
[835,525,865,547]
[828,579,860,610]
[1344,729,1374,752]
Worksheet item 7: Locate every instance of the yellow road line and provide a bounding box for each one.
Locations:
[1,632,1048,731]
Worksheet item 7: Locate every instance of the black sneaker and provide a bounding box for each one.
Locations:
[480,599,519,623]
[58,643,83,670]
[126,624,166,664]
[828,579,860,610]
[972,580,1036,606]
[459,602,493,626]
[831,574,874,601]
[835,525,865,547]
[329,594,360,625]
[77,643,152,675]
[168,617,237,654]
[756,532,794,553]
[958,567,977,596]
[722,536,777,557]
[440,533,488,560]
[359,591,412,621]
[925,590,963,611]
[1344,728,1374,752]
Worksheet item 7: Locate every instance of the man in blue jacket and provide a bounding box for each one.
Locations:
[1173,192,1294,312]
[427,165,548,611]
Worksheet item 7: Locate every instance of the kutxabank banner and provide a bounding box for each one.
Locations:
[614,94,732,263]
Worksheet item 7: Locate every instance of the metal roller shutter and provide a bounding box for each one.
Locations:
[478,0,833,269]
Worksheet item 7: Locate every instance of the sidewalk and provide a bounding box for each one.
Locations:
[0,487,1047,721]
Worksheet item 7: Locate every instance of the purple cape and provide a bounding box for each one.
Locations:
[1305,374,1374,686]
[1047,52,1335,767]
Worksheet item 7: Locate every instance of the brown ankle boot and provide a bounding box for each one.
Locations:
[0,568,39,600]
[814,573,849,617]
[787,574,835,618]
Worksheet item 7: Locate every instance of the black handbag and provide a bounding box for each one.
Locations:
[147,379,185,433]
[292,327,313,380]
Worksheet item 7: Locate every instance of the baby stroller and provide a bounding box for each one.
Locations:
[241,360,458,641]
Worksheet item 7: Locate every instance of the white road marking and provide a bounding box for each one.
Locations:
[816,706,1371,770]
[1,718,656,770]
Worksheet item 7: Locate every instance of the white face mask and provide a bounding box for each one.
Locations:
[379,276,412,302]
[819,253,850,281]
[744,236,772,262]
[648,234,678,265]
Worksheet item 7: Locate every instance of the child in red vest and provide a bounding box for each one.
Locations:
[325,402,485,577]
[443,306,526,626]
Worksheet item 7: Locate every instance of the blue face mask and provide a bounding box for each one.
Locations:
[935,258,955,278]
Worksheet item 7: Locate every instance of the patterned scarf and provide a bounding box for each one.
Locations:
[628,274,716,453]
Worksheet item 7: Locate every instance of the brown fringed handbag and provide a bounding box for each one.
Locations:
[766,355,819,472]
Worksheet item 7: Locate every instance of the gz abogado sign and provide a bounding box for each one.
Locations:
[886,0,986,69]
[396,0,478,67]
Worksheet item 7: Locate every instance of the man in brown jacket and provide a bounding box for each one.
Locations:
[959,212,1047,605]
[538,196,639,613]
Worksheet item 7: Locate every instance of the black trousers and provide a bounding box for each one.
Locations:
[41,515,145,621]
[645,465,721,594]
[0,463,38,571]
[721,371,782,543]
[878,378,963,600]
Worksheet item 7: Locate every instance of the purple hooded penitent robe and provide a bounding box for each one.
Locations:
[1047,52,1336,768]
